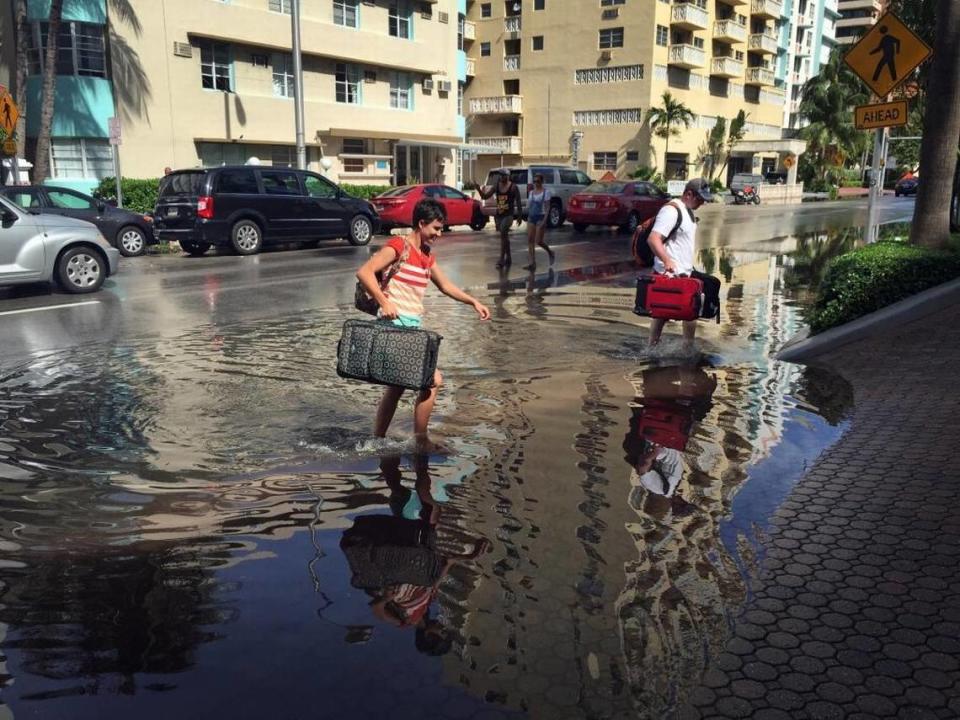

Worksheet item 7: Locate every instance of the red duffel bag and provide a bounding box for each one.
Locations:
[635,273,704,322]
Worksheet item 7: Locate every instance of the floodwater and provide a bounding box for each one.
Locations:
[0,230,859,720]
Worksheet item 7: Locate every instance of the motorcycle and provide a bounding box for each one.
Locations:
[732,185,761,205]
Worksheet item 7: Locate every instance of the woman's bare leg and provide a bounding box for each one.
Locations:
[374,385,405,437]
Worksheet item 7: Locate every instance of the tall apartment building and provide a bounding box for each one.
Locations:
[782,0,839,129]
[464,0,805,185]
[1,0,469,192]
[835,0,887,45]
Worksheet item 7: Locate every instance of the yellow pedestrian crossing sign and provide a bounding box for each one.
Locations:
[0,90,19,138]
[843,12,931,98]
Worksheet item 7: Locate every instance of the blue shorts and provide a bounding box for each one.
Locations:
[529,214,545,225]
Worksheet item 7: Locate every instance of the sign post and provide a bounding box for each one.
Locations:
[843,12,932,243]
[108,116,123,208]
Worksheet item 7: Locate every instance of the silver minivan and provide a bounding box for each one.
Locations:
[0,195,120,294]
[481,165,593,227]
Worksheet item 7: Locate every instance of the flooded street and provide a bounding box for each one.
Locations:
[0,201,913,719]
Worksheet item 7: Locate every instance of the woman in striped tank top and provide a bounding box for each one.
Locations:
[357,199,491,444]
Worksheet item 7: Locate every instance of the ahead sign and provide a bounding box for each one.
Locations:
[843,12,931,98]
[855,100,909,130]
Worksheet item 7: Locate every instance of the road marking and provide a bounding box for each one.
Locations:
[0,300,101,317]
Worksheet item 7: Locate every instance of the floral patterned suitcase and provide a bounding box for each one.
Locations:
[337,319,442,391]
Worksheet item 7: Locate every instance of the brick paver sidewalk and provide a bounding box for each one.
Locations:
[679,305,960,720]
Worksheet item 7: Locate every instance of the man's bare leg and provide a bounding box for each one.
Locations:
[649,318,667,346]
[682,320,697,352]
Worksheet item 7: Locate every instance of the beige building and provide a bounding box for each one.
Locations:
[464,0,801,185]
[835,0,887,45]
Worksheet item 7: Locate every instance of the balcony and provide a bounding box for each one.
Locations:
[465,58,476,76]
[711,56,745,78]
[713,19,747,43]
[671,2,710,30]
[751,0,783,19]
[505,16,521,33]
[745,66,776,85]
[668,43,707,69]
[468,95,523,115]
[468,136,523,155]
[748,33,779,54]
[463,20,476,41]
[504,54,521,71]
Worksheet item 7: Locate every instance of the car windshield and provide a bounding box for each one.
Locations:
[379,186,415,197]
[582,182,625,194]
[159,172,206,198]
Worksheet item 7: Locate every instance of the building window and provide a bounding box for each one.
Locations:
[480,42,491,56]
[534,0,545,8]
[389,2,412,39]
[600,0,626,5]
[50,138,112,179]
[199,40,232,91]
[693,37,704,49]
[532,35,544,51]
[655,25,668,46]
[268,0,292,13]
[272,53,294,97]
[27,21,106,77]
[343,158,365,173]
[270,146,296,167]
[599,27,624,49]
[390,72,413,110]
[334,0,359,27]
[481,3,492,17]
[457,81,464,115]
[335,63,361,104]
[457,14,465,50]
[343,138,366,154]
[574,63,643,84]
[593,152,617,171]
[626,150,639,161]
[735,50,744,61]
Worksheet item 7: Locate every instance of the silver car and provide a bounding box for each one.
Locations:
[0,195,120,294]
[481,165,593,228]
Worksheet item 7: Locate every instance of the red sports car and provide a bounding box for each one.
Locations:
[371,184,488,233]
[567,181,670,234]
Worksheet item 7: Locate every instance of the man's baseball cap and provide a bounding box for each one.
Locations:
[684,178,713,202]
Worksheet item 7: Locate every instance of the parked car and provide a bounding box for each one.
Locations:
[372,184,488,233]
[153,165,380,256]
[0,185,156,257]
[480,165,593,228]
[894,176,919,197]
[0,195,119,293]
[729,173,763,192]
[566,181,670,234]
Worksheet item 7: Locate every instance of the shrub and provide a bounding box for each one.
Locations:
[340,183,392,200]
[807,239,960,334]
[92,177,160,214]
[631,166,657,181]
[709,178,725,194]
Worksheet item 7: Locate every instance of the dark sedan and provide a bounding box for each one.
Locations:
[894,176,918,197]
[0,185,156,257]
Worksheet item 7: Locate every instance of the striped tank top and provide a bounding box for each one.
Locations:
[380,237,435,323]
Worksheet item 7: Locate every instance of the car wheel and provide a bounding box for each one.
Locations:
[620,212,640,235]
[469,215,488,231]
[348,215,373,246]
[180,240,210,256]
[573,223,588,233]
[895,191,901,197]
[231,220,263,255]
[547,201,563,228]
[116,225,147,257]
[56,246,105,294]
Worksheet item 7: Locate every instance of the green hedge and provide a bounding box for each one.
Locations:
[340,184,392,200]
[92,177,160,214]
[808,239,960,334]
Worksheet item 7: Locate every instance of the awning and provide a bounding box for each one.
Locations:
[326,128,464,145]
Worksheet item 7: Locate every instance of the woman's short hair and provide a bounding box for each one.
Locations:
[413,198,447,227]
[534,173,544,183]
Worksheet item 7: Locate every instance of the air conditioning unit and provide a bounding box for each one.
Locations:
[251,53,268,67]
[600,49,613,60]
[438,11,449,23]
[438,80,452,93]
[173,41,193,58]
[422,77,435,90]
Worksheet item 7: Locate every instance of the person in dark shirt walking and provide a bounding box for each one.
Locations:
[479,171,522,268]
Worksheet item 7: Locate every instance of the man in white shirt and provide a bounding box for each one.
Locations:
[647,178,721,347]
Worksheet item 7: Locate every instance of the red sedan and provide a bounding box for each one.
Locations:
[371,184,488,233]
[567,181,670,234]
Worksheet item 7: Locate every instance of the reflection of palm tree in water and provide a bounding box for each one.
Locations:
[870,25,901,82]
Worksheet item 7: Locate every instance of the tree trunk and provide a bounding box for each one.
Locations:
[12,0,28,169]
[32,0,65,184]
[909,0,960,249]
[664,121,671,179]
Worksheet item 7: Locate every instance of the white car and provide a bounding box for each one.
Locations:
[0,195,120,293]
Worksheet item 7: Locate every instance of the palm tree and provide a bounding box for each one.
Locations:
[32,0,64,183]
[715,110,748,184]
[13,0,28,116]
[910,0,960,249]
[646,91,694,178]
[699,116,726,180]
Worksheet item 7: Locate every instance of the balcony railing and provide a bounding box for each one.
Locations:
[467,136,523,155]
[671,2,710,30]
[467,95,523,115]
[751,0,783,18]
[465,57,476,76]
[713,19,747,43]
[748,33,779,54]
[504,54,521,71]
[463,20,475,41]
[505,16,521,33]
[711,56,745,77]
[668,43,707,69]
[745,66,775,85]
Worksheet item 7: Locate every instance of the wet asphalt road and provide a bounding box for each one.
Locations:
[0,197,915,364]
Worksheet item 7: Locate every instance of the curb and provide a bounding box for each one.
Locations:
[777,277,960,364]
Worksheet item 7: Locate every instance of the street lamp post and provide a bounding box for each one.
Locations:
[291,0,307,170]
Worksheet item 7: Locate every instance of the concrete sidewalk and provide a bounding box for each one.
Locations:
[680,304,960,719]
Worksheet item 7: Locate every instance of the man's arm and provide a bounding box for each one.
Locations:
[478,184,495,199]
[512,184,522,217]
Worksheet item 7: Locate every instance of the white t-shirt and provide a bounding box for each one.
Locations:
[639,447,683,497]
[651,200,697,275]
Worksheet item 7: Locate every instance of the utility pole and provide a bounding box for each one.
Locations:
[291,0,306,170]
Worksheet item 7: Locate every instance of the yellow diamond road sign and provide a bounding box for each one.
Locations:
[0,90,19,137]
[844,12,931,98]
